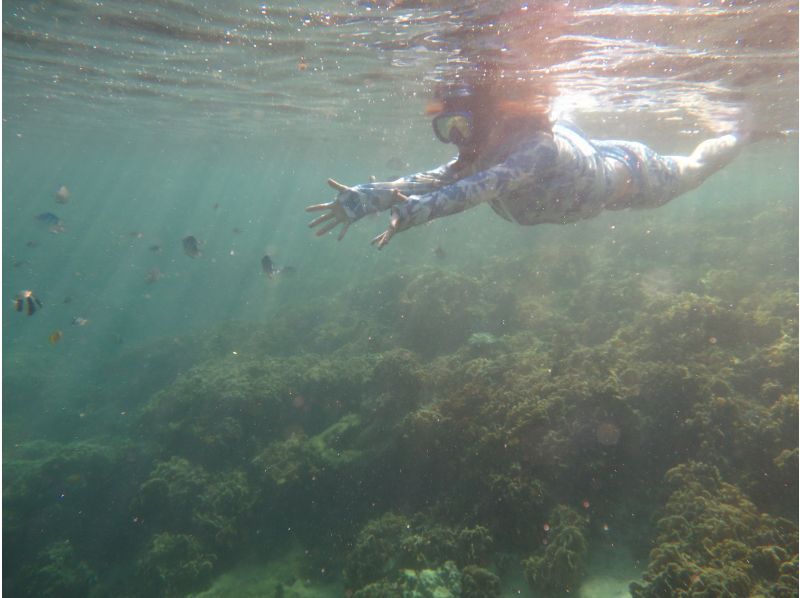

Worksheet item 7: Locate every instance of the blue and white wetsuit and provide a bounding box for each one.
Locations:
[338,121,742,232]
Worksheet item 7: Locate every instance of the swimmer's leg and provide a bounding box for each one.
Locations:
[669,134,742,194]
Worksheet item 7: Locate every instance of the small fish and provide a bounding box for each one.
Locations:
[148,244,162,253]
[49,330,63,345]
[12,259,29,269]
[232,228,243,234]
[182,235,201,258]
[129,231,144,239]
[14,290,42,316]
[434,245,446,260]
[35,212,61,226]
[63,296,73,304]
[261,254,276,277]
[262,255,295,278]
[71,316,89,326]
[26,240,39,248]
[55,185,70,204]
[213,202,219,210]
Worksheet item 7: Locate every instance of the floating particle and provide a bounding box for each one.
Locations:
[55,185,70,204]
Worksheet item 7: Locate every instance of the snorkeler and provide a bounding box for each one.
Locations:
[306,82,750,249]
[14,290,43,316]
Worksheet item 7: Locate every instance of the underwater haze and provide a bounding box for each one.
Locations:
[3,1,798,597]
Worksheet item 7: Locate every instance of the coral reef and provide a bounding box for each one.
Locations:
[523,505,589,596]
[343,512,493,593]
[17,540,95,598]
[460,564,501,598]
[138,532,217,597]
[133,457,255,550]
[629,461,798,597]
[351,561,465,598]
[5,186,797,597]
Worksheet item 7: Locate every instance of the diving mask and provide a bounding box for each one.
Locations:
[432,111,474,144]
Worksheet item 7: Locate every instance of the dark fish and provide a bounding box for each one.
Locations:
[182,235,201,258]
[261,254,276,277]
[35,212,61,226]
[434,245,446,259]
[14,290,42,316]
[232,227,243,234]
[148,244,162,253]
[26,240,39,248]
[262,255,295,278]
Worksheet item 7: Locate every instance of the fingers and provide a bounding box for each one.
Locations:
[316,219,341,237]
[305,201,334,213]
[337,222,350,241]
[308,211,337,228]
[393,189,409,202]
[327,178,350,192]
[370,229,393,249]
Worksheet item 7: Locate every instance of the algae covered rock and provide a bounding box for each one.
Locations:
[344,512,494,592]
[400,560,461,598]
[393,268,495,357]
[133,457,255,550]
[17,540,95,598]
[251,413,366,489]
[344,513,410,590]
[138,532,216,597]
[460,564,501,598]
[350,561,467,598]
[523,505,589,596]
[140,353,374,469]
[630,461,798,597]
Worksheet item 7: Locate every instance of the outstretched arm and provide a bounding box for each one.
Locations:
[306,162,456,240]
[372,135,558,248]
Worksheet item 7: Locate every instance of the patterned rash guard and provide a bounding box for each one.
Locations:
[338,121,742,233]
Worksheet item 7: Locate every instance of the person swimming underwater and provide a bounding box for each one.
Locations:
[306,81,749,249]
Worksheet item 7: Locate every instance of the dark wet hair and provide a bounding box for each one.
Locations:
[430,69,554,170]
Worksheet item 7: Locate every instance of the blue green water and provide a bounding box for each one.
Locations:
[4,2,798,597]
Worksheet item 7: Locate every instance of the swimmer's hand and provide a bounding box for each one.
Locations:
[371,190,408,250]
[305,179,359,241]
